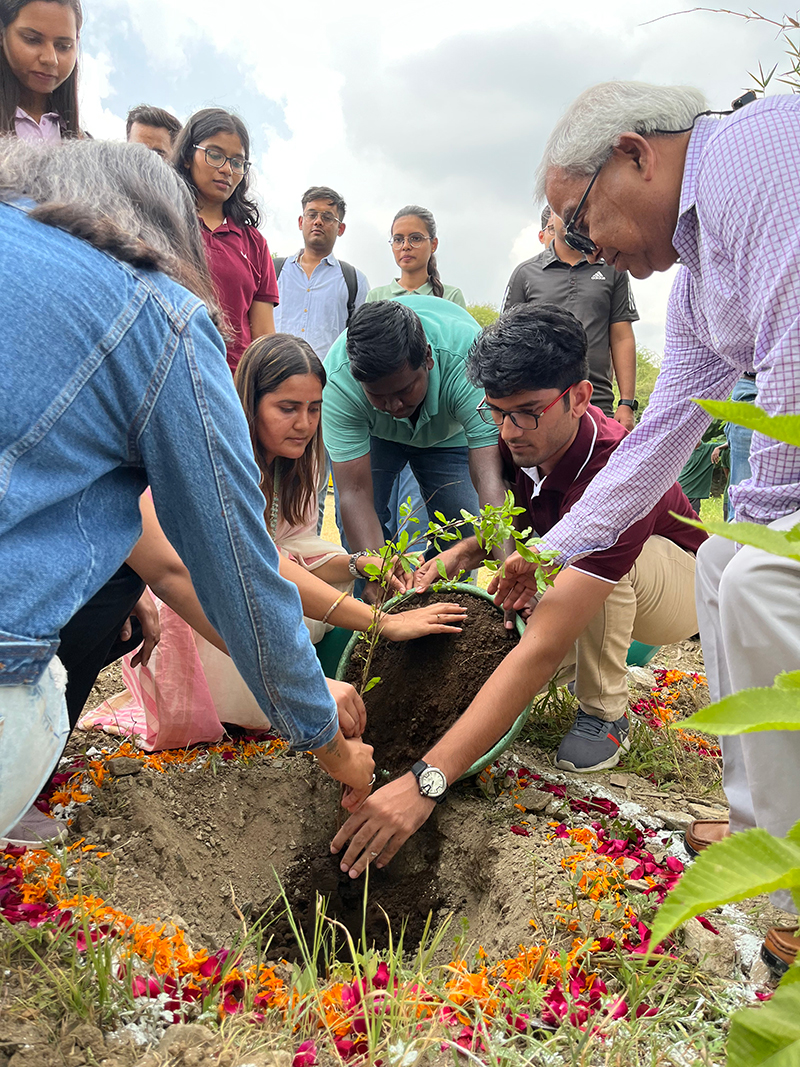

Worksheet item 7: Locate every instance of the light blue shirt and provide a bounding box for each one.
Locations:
[274,250,368,360]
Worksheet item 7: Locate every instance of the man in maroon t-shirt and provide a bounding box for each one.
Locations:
[331,304,704,879]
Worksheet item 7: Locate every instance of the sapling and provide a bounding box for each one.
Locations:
[354,491,561,697]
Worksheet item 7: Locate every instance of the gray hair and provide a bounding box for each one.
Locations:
[535,81,708,199]
[0,137,221,324]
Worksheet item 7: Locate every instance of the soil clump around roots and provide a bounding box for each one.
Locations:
[78,592,530,959]
[343,589,519,781]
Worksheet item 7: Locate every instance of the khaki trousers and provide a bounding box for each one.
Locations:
[547,535,700,723]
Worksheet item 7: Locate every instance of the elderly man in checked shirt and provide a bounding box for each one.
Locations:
[330,82,799,971]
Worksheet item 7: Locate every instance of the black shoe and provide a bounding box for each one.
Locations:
[555,710,630,773]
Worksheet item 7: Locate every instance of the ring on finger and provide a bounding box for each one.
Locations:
[369,850,378,858]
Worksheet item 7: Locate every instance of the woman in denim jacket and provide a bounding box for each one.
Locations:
[0,137,374,841]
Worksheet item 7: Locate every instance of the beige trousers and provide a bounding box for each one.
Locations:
[548,535,700,722]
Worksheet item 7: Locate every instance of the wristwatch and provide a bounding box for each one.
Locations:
[348,550,369,578]
[411,760,448,803]
[617,398,639,412]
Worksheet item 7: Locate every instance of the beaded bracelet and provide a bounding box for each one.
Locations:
[321,590,348,626]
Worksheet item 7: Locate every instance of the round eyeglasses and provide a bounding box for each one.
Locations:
[193,144,251,175]
[389,233,430,248]
[476,386,572,430]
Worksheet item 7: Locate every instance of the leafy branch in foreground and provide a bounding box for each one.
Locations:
[654,401,800,1066]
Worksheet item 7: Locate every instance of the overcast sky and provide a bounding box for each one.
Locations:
[78,0,792,357]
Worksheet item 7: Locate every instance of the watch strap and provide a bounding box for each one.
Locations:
[617,398,639,411]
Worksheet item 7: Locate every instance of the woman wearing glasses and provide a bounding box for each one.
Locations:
[365,205,466,307]
[365,206,466,532]
[173,108,278,373]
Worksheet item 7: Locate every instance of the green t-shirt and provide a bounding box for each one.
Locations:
[322,295,497,463]
[365,278,467,308]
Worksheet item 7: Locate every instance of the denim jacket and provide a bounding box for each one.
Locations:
[0,203,337,749]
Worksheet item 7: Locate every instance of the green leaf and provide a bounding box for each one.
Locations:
[693,400,800,447]
[678,683,800,734]
[672,514,800,562]
[436,559,448,579]
[649,828,800,949]
[727,979,800,1067]
[777,671,800,691]
[362,564,381,579]
[363,676,382,694]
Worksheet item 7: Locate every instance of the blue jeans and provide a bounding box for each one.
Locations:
[725,375,757,521]
[388,464,428,540]
[369,438,478,558]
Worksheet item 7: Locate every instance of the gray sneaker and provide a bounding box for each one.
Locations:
[555,710,630,773]
[0,806,68,848]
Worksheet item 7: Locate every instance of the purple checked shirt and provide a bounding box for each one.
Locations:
[541,95,800,568]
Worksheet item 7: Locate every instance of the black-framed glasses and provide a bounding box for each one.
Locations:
[389,233,430,248]
[304,209,340,225]
[193,144,251,174]
[476,385,573,430]
[562,163,605,256]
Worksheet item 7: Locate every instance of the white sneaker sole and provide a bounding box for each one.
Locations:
[554,734,631,774]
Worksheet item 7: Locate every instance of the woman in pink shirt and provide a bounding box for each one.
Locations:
[173,108,278,373]
[0,0,82,140]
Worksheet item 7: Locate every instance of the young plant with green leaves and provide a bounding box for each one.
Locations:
[653,401,800,1067]
[354,491,559,695]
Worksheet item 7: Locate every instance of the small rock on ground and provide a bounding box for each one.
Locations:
[654,808,693,832]
[682,917,738,978]
[106,757,144,777]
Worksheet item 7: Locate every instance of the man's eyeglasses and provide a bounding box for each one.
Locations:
[193,145,251,174]
[562,163,605,256]
[304,209,341,225]
[390,233,430,248]
[476,386,573,430]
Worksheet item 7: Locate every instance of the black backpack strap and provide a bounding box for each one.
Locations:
[339,260,359,326]
[273,256,286,280]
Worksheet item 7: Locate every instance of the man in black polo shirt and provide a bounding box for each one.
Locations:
[503,212,639,429]
[331,305,703,879]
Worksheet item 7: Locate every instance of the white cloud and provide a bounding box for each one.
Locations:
[79,0,795,353]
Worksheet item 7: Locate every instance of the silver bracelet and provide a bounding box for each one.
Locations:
[348,550,369,578]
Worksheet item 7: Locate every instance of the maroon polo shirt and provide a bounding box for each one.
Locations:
[200,217,279,373]
[499,405,706,582]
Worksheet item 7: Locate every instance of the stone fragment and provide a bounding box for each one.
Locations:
[654,809,693,832]
[682,917,738,978]
[625,879,650,893]
[158,1023,214,1053]
[621,857,640,875]
[522,790,552,814]
[609,773,629,788]
[106,756,143,777]
[687,802,728,820]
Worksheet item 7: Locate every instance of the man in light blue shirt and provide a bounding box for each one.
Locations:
[274,186,369,361]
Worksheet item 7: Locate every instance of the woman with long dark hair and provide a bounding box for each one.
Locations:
[0,0,82,139]
[81,334,466,752]
[366,205,466,306]
[173,107,278,373]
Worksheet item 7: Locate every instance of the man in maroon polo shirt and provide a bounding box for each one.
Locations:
[420,301,704,772]
[330,303,705,879]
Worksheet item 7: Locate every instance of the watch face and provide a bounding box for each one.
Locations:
[418,767,447,798]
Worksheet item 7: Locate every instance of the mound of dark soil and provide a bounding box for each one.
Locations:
[343,590,519,780]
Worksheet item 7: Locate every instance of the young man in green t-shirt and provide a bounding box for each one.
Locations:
[322,296,506,602]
